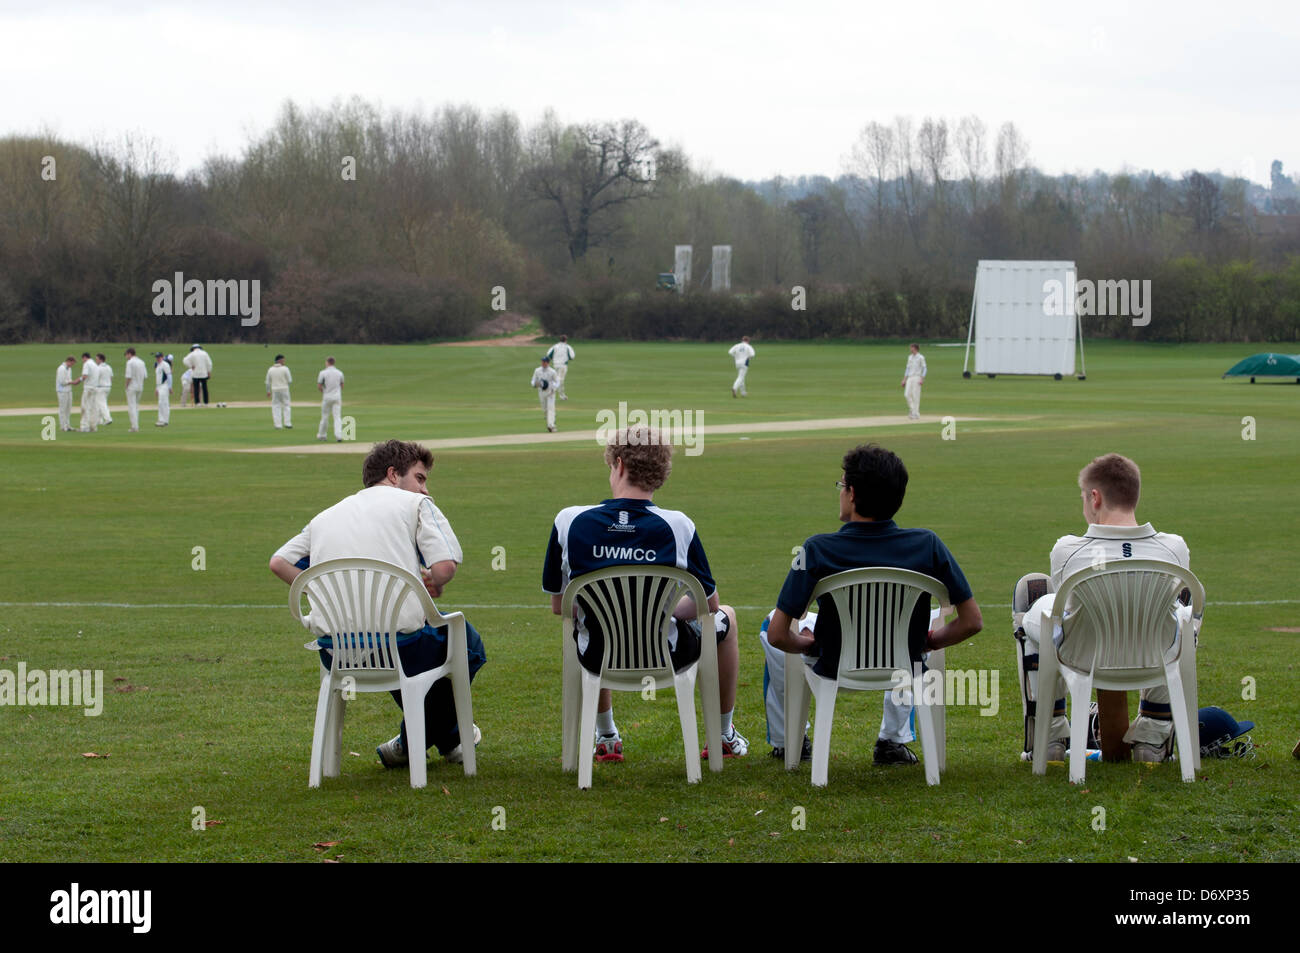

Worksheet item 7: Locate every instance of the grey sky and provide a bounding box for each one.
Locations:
[4,0,1296,185]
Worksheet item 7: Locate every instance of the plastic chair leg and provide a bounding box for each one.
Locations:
[809,675,839,787]
[1164,664,1195,782]
[561,631,581,773]
[309,676,333,787]
[324,693,346,778]
[929,647,947,773]
[1031,649,1057,776]
[674,668,702,783]
[449,630,476,778]
[698,628,723,774]
[916,696,940,786]
[577,668,602,790]
[400,681,428,789]
[1064,672,1092,784]
[785,654,811,771]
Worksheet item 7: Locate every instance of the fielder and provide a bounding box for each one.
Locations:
[266,354,293,429]
[728,336,754,397]
[55,356,76,432]
[123,348,148,432]
[530,356,559,432]
[545,335,575,400]
[154,352,172,427]
[77,352,99,432]
[902,343,926,419]
[317,357,344,441]
[1012,453,1199,764]
[94,353,114,425]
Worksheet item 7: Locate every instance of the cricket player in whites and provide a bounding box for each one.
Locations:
[531,356,559,432]
[317,357,344,441]
[123,348,148,432]
[77,352,99,432]
[902,343,926,419]
[728,336,755,397]
[94,353,114,425]
[546,335,575,400]
[154,352,172,426]
[266,354,293,429]
[55,356,76,431]
[1011,453,1198,764]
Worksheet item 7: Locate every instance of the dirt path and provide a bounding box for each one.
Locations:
[235,414,1011,453]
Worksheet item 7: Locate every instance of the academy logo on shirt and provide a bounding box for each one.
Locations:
[608,511,636,533]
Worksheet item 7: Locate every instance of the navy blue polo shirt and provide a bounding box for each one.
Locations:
[776,519,973,677]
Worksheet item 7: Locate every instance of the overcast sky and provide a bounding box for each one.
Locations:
[3,0,1296,185]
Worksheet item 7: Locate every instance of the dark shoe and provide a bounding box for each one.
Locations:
[873,739,919,766]
[771,734,813,762]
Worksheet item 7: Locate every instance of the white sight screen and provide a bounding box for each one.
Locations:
[972,260,1077,376]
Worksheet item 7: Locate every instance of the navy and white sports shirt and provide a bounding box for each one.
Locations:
[543,498,715,597]
[776,519,973,677]
[543,498,716,664]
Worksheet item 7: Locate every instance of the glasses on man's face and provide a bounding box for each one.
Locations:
[835,480,848,491]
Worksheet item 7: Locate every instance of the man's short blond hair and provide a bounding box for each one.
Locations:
[604,427,672,491]
[1078,453,1141,510]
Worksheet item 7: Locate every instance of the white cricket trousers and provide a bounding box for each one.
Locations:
[904,375,923,417]
[95,386,112,424]
[156,387,170,425]
[79,387,98,431]
[732,364,748,395]
[538,392,556,429]
[57,391,72,430]
[271,389,292,428]
[319,397,342,439]
[126,386,142,429]
[556,364,569,398]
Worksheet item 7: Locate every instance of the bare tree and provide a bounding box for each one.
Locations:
[917,116,950,211]
[526,116,661,262]
[892,116,921,248]
[848,121,895,234]
[994,121,1029,207]
[955,115,987,211]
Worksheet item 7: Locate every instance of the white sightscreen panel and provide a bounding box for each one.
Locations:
[973,260,1076,375]
[674,245,692,290]
[711,245,731,291]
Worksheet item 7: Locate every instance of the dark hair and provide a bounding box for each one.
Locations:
[326,357,335,365]
[96,353,105,361]
[604,427,672,491]
[362,440,434,488]
[274,354,284,362]
[82,352,91,359]
[842,443,908,520]
[65,355,76,363]
[125,348,136,356]
[1079,453,1140,510]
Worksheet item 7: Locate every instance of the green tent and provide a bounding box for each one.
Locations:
[1222,353,1300,382]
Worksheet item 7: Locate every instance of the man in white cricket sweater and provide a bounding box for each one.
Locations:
[55,356,76,432]
[317,357,344,441]
[530,356,560,432]
[545,335,576,400]
[123,348,148,432]
[154,352,172,427]
[266,354,293,429]
[728,336,755,397]
[77,352,99,432]
[901,343,927,420]
[94,353,114,425]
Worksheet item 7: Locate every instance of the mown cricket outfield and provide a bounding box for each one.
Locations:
[1,339,1296,862]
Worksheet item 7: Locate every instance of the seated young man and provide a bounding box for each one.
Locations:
[543,426,747,761]
[759,608,937,764]
[1012,452,1197,763]
[766,444,983,764]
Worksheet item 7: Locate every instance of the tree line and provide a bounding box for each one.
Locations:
[1,99,1297,344]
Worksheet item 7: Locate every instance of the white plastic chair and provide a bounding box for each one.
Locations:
[559,566,724,789]
[288,557,476,789]
[1032,559,1204,783]
[784,568,951,787]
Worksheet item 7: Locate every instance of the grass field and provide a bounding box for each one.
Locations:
[1,338,1297,863]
